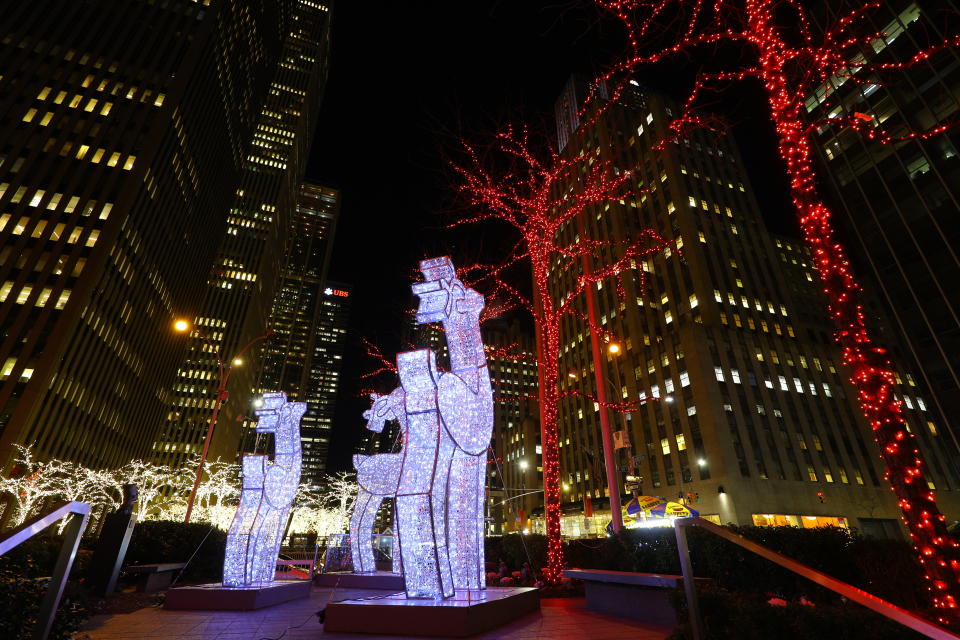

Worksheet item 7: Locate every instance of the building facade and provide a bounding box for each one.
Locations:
[805,0,960,454]
[152,1,334,469]
[484,318,540,535]
[0,0,294,470]
[542,81,959,537]
[257,184,344,482]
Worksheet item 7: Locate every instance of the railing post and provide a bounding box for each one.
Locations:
[674,518,703,640]
[32,509,89,640]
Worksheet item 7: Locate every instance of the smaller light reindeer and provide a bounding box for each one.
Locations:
[349,388,406,573]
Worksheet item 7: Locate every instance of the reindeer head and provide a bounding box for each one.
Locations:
[362,391,402,433]
[411,256,484,325]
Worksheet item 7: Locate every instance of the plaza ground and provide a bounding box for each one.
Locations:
[81,587,672,640]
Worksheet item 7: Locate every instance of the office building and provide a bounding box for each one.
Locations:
[483,318,540,535]
[153,1,334,469]
[0,1,294,470]
[257,185,344,482]
[542,80,959,537]
[804,1,960,454]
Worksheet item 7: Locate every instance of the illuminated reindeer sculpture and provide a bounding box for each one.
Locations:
[350,388,406,574]
[351,257,493,599]
[223,392,305,587]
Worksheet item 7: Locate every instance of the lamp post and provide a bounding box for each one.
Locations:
[606,343,635,505]
[518,459,528,533]
[173,319,274,523]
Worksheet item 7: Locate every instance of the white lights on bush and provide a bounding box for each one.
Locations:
[352,257,493,599]
[223,392,305,587]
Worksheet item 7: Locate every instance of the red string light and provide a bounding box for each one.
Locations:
[449,126,670,582]
[597,0,960,621]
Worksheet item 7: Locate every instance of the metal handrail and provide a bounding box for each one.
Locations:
[673,517,960,640]
[0,501,91,640]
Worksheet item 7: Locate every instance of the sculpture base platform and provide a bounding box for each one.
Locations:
[313,571,404,590]
[323,587,540,637]
[165,580,311,611]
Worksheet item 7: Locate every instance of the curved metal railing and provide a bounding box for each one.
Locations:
[673,517,960,640]
[0,501,91,640]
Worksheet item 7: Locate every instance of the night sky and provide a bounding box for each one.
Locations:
[305,2,793,469]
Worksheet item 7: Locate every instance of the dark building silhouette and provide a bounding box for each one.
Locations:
[805,1,960,457]
[257,184,344,481]
[0,0,298,469]
[153,1,334,469]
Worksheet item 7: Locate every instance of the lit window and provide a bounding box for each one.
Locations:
[85,230,99,247]
[661,438,670,455]
[123,156,136,170]
[687,405,696,416]
[689,293,698,308]
[680,371,690,387]
[676,434,686,451]
[715,367,725,382]
[107,152,121,167]
[731,369,741,384]
[91,148,105,163]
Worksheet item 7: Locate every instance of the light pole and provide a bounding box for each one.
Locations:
[173,318,274,523]
[518,459,528,533]
[606,343,635,504]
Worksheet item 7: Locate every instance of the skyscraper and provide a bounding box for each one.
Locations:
[153,1,334,469]
[804,1,960,451]
[0,1,295,469]
[544,80,958,536]
[484,317,540,535]
[257,184,344,482]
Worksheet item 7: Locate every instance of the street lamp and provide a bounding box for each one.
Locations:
[606,344,635,504]
[173,318,274,522]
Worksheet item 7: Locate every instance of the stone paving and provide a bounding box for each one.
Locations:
[80,587,673,640]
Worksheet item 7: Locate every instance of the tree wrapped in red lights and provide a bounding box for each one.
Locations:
[594,0,960,619]
[449,125,670,582]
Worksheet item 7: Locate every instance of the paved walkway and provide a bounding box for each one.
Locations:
[81,587,672,640]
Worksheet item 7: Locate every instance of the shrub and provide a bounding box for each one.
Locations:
[495,533,547,570]
[125,520,227,584]
[559,525,925,610]
[668,585,927,640]
[0,553,88,640]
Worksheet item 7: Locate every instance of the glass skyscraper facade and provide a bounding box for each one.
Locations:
[257,183,344,481]
[805,1,960,454]
[0,1,295,470]
[153,1,334,469]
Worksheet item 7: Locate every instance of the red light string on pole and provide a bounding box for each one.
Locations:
[448,125,670,582]
[596,0,960,620]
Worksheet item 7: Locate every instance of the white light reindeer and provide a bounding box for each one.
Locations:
[350,257,493,599]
